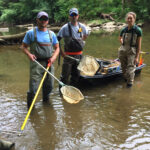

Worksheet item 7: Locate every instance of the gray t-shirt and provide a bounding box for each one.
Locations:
[57,22,88,39]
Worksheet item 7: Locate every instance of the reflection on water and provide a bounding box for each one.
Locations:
[0,27,150,149]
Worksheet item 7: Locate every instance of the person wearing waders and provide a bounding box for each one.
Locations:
[57,8,88,86]
[118,12,142,88]
[22,11,59,108]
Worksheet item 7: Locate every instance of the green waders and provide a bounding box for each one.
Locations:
[60,23,84,85]
[27,28,54,108]
[60,55,82,85]
[119,32,137,85]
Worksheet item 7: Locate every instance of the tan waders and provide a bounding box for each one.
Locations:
[119,32,137,86]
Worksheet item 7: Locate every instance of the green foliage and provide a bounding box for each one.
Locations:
[0,9,15,23]
[0,0,150,25]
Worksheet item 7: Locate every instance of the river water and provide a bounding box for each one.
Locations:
[0,26,150,150]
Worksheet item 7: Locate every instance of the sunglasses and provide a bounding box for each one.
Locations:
[70,13,78,17]
[39,17,48,21]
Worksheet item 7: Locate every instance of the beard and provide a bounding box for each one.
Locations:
[37,21,48,29]
[72,18,78,24]
[39,24,46,28]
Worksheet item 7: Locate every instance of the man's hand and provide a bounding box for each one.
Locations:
[49,43,60,64]
[28,53,37,61]
[21,43,36,61]
[134,56,139,65]
[49,56,56,64]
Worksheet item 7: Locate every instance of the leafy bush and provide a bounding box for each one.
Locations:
[0,0,149,25]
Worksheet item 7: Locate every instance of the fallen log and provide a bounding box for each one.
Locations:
[0,32,26,45]
[16,24,33,28]
[0,32,26,40]
[48,26,61,32]
[0,28,9,32]
[0,26,61,45]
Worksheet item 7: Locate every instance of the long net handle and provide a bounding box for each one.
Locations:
[21,64,50,131]
[65,55,79,62]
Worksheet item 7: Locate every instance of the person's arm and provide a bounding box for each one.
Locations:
[135,36,142,64]
[119,36,123,45]
[57,36,66,57]
[81,24,88,40]
[119,28,124,45]
[21,42,36,61]
[49,43,60,64]
[82,35,88,40]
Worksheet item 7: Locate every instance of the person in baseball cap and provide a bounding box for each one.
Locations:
[69,8,79,16]
[57,7,89,86]
[36,11,49,29]
[37,11,49,19]
[22,10,59,108]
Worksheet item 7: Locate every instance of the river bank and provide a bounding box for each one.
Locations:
[0,20,144,45]
[14,20,128,33]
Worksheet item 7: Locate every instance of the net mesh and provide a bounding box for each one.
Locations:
[77,55,100,76]
[60,85,84,104]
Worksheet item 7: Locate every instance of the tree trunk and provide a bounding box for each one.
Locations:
[0,26,61,45]
[122,0,125,11]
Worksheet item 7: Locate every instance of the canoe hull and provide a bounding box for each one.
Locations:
[79,58,146,85]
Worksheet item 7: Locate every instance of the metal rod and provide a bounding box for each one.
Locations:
[65,55,80,62]
[34,60,65,86]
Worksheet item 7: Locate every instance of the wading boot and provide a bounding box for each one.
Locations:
[126,83,133,88]
[43,95,51,105]
[27,92,35,109]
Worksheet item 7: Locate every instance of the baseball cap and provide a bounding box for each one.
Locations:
[37,11,49,19]
[69,8,78,15]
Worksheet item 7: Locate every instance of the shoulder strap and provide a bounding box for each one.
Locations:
[34,27,53,43]
[68,22,72,37]
[130,29,134,47]
[122,26,128,46]
[34,27,37,42]
[130,25,138,47]
[48,30,53,44]
[78,22,82,38]
[68,22,82,38]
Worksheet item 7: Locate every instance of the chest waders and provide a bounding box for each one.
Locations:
[61,23,83,85]
[27,28,54,108]
[64,22,83,53]
[119,27,138,85]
